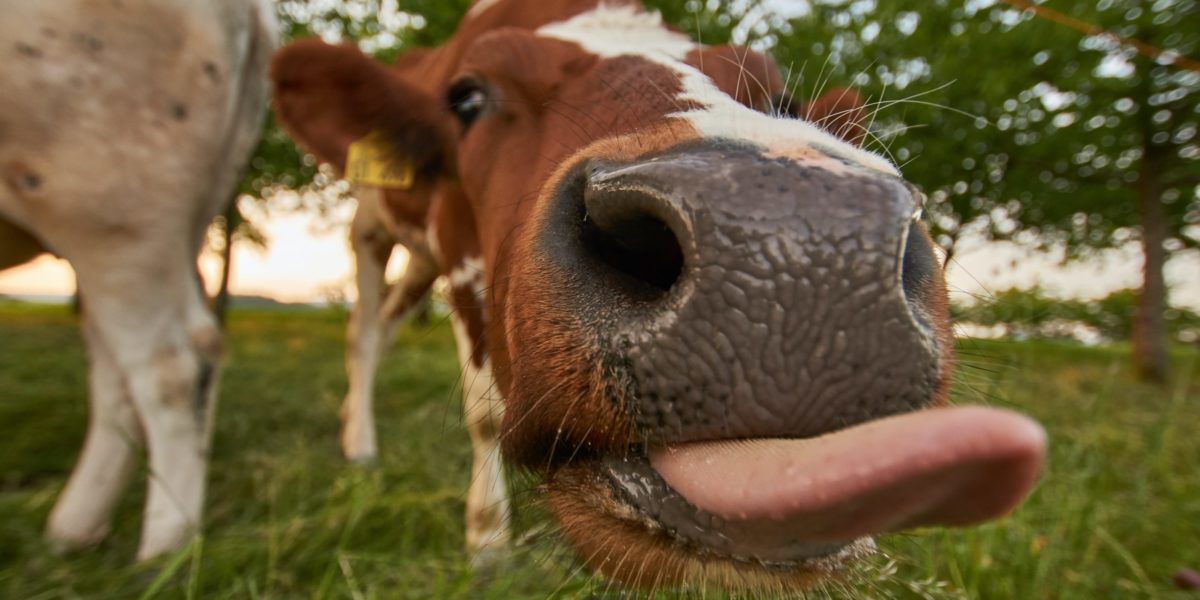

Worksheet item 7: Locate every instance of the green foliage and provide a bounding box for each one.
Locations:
[245,1,1200,258]
[643,0,736,46]
[952,286,1085,339]
[239,112,317,199]
[394,0,473,49]
[954,286,1200,343]
[1,305,1198,598]
[778,0,1199,258]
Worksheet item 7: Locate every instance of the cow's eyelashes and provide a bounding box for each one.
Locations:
[447,78,491,128]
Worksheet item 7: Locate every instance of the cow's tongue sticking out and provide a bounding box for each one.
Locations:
[649,406,1045,544]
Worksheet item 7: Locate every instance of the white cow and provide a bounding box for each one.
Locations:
[0,0,276,560]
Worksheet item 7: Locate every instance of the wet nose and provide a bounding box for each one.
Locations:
[541,142,943,443]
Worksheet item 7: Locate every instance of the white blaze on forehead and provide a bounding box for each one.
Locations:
[538,4,695,58]
[536,4,897,176]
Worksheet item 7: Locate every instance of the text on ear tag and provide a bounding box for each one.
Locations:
[345,131,415,189]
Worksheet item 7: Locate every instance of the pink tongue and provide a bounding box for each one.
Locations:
[649,406,1046,543]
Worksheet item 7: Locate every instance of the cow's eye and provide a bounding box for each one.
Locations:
[447,79,489,127]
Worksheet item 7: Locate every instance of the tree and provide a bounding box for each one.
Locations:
[778,0,1198,381]
[211,0,472,319]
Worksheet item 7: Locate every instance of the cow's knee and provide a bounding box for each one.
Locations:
[187,323,223,425]
[150,346,208,425]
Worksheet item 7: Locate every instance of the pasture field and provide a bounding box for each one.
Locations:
[0,301,1197,599]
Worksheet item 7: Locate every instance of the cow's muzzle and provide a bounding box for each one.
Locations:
[543,141,942,444]
[528,140,1043,584]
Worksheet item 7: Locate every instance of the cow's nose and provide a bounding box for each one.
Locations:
[578,166,689,298]
[541,142,943,444]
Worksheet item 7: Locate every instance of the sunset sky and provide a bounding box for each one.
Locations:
[2,205,1197,310]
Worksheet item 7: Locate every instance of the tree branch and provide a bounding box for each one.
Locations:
[999,0,1200,73]
[1165,174,1200,189]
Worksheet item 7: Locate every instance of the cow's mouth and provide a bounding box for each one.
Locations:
[545,406,1045,590]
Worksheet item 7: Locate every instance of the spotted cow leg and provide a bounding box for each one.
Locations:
[53,253,222,561]
[342,202,394,463]
[134,277,222,561]
[452,314,511,567]
[342,196,439,462]
[45,313,143,551]
[134,277,223,561]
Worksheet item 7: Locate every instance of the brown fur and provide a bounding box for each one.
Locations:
[270,39,452,179]
[799,86,869,146]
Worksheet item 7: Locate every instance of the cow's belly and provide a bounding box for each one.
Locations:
[0,0,270,258]
[0,217,45,272]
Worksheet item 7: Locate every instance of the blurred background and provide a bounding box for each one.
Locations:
[1,1,1198,598]
[1,0,1196,375]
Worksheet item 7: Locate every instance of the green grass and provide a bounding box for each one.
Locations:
[0,302,1197,598]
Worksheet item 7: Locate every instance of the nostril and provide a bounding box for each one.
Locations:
[582,191,684,295]
[901,223,938,312]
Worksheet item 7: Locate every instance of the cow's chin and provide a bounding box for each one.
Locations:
[544,459,872,593]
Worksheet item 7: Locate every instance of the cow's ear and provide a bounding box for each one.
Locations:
[270,39,450,177]
[774,87,868,147]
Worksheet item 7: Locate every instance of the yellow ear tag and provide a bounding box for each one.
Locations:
[344,131,416,189]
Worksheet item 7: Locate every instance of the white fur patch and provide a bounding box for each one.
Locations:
[450,314,511,554]
[538,4,695,59]
[426,221,443,266]
[448,255,485,291]
[536,4,897,176]
[448,254,489,323]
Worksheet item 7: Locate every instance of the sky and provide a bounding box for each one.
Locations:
[2,206,1198,310]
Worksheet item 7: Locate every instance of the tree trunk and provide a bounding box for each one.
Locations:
[1132,145,1168,382]
[213,203,236,326]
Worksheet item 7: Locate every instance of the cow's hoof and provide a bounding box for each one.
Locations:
[45,524,108,555]
[46,534,99,556]
[469,545,509,573]
[345,452,378,466]
[340,434,378,465]
[135,529,195,563]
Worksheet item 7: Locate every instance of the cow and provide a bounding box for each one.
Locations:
[326,39,869,471]
[339,182,438,463]
[323,50,445,465]
[270,0,1047,592]
[0,0,276,560]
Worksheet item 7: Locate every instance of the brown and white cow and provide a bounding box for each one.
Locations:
[272,0,1046,591]
[305,46,445,464]
[0,0,275,560]
[339,184,438,463]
